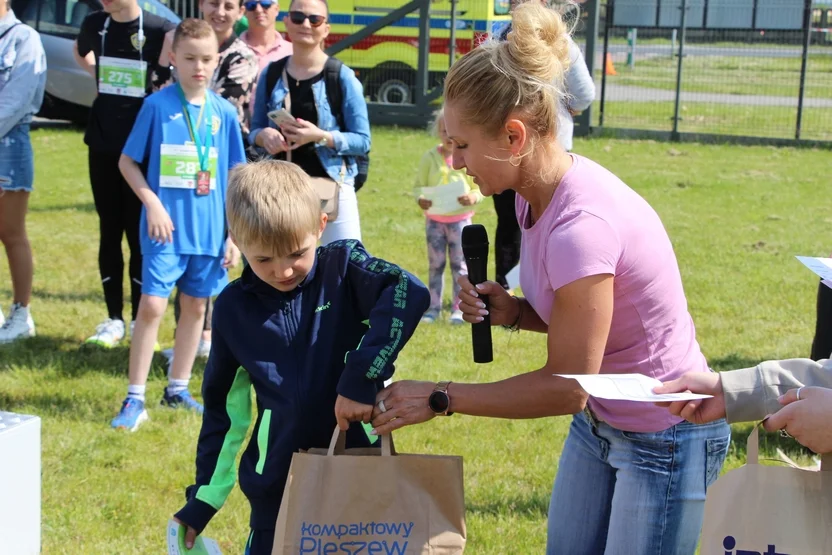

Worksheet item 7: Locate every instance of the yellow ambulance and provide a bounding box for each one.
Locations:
[277,0,512,104]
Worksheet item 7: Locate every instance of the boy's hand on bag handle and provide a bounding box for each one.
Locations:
[653,372,725,424]
[457,276,516,327]
[173,517,198,550]
[418,198,432,210]
[334,395,373,431]
[764,386,832,454]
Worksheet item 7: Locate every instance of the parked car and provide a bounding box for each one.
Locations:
[10,0,180,123]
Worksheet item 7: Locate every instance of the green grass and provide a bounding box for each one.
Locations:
[596,100,832,141]
[1,127,829,553]
[604,52,832,99]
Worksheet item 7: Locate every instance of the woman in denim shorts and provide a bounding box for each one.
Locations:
[0,0,46,343]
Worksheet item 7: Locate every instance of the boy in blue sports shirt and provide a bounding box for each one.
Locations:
[172,160,430,554]
[113,18,246,430]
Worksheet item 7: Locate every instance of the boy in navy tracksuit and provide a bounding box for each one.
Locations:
[174,160,430,554]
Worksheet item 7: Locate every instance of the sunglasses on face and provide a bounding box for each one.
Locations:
[244,0,274,11]
[288,10,327,27]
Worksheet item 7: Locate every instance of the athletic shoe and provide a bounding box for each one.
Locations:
[84,318,125,348]
[448,310,465,325]
[160,390,204,414]
[0,303,36,344]
[110,398,149,431]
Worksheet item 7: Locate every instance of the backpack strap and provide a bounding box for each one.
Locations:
[264,56,289,101]
[0,23,21,42]
[323,56,344,128]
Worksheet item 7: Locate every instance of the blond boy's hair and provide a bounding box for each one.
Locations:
[227,161,322,256]
[173,18,217,51]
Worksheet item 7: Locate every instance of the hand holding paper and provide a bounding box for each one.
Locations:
[421,179,467,216]
[554,373,713,402]
[167,520,222,555]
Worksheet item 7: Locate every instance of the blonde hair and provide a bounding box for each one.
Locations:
[172,18,216,51]
[444,1,571,160]
[430,107,445,137]
[226,161,321,256]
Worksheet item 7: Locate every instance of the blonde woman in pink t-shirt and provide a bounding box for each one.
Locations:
[414,108,484,324]
[371,3,730,554]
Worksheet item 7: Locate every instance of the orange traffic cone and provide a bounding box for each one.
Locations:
[605,53,617,76]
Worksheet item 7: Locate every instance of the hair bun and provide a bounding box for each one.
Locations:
[503,1,571,87]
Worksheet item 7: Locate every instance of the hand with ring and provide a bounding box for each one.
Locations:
[371,380,438,436]
[762,386,832,454]
[333,394,374,432]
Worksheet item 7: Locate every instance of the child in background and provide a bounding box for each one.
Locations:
[414,108,483,324]
[112,19,246,430]
[173,160,430,554]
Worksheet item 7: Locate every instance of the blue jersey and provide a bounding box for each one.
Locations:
[123,86,245,256]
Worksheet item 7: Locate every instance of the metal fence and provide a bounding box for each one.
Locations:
[161,0,831,145]
[590,0,832,145]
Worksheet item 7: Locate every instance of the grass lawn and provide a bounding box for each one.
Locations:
[596,100,832,141]
[604,52,832,99]
[1,126,830,553]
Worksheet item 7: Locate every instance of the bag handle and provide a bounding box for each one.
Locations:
[326,426,394,457]
[752,420,832,471]
[747,424,760,465]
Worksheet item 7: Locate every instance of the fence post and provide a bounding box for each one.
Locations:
[575,0,600,135]
[449,0,457,68]
[599,0,613,128]
[671,0,688,141]
[627,27,637,68]
[795,0,812,140]
[415,0,430,105]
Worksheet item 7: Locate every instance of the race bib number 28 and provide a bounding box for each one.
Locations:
[160,144,219,190]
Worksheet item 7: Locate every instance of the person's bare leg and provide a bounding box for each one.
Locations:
[0,191,33,306]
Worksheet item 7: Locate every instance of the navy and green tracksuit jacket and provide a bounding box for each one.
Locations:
[175,239,430,533]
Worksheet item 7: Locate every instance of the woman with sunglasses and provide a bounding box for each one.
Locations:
[249,0,371,244]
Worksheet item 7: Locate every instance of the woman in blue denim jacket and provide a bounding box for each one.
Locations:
[249,0,370,245]
[0,0,46,344]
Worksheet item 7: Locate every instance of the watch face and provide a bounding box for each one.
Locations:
[429,390,450,414]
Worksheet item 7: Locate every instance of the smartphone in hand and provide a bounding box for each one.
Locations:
[267,108,296,128]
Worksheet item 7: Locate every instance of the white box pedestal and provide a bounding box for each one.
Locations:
[0,411,41,554]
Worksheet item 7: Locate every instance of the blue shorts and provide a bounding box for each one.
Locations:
[0,124,34,193]
[142,253,228,299]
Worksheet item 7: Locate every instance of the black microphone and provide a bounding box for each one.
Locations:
[461,224,493,363]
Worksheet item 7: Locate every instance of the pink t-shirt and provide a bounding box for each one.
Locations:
[516,154,708,432]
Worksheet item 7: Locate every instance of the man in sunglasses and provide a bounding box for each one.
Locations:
[240,0,292,74]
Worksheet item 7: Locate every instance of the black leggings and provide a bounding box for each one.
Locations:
[811,279,832,360]
[493,189,521,289]
[89,149,142,322]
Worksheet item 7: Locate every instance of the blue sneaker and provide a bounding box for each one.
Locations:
[160,390,204,414]
[111,398,149,431]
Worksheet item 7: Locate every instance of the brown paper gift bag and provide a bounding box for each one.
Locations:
[700,426,832,555]
[272,428,466,554]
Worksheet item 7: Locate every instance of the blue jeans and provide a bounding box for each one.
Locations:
[547,410,730,555]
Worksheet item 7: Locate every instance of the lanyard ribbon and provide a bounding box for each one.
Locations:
[101,10,144,61]
[176,84,213,173]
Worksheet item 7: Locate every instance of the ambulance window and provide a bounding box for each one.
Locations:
[494,0,510,15]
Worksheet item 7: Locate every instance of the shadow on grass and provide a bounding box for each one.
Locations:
[0,288,103,304]
[28,202,96,213]
[468,491,550,518]
[0,334,200,380]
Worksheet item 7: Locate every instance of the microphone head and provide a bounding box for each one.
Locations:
[462,224,489,259]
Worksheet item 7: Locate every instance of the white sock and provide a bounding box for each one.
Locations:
[127,384,146,403]
[167,378,189,397]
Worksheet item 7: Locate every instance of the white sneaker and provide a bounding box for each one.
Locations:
[196,339,211,359]
[449,309,465,325]
[0,306,5,328]
[0,303,35,344]
[84,318,125,348]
